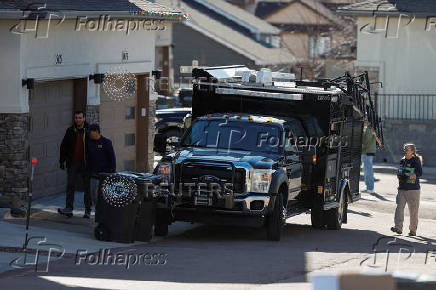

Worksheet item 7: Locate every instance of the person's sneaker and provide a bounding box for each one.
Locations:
[408,231,416,236]
[58,207,73,218]
[391,227,402,234]
[83,211,91,219]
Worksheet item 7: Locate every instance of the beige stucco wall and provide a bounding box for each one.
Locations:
[356,16,436,94]
[0,21,25,113]
[0,18,173,113]
[265,2,331,25]
[281,32,309,60]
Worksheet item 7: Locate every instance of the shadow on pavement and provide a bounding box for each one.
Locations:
[2,217,436,289]
[348,209,372,217]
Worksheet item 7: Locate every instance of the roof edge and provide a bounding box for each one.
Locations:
[190,0,280,35]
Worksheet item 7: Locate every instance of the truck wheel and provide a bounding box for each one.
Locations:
[325,192,346,230]
[266,195,285,241]
[154,210,169,237]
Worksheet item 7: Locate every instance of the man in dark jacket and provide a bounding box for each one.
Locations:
[58,111,91,218]
[87,124,116,209]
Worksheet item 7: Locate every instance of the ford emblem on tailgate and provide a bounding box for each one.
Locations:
[199,175,221,183]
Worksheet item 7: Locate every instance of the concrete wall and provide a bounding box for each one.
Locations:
[172,23,255,86]
[376,120,436,167]
[356,17,436,94]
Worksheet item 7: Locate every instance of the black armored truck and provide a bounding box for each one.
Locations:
[154,66,383,241]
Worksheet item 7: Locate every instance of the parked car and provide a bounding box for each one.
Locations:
[154,107,191,155]
[177,88,192,107]
[156,95,178,110]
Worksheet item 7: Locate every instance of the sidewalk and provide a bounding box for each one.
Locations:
[0,192,144,275]
[373,162,436,178]
[0,188,195,275]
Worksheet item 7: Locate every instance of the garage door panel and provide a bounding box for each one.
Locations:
[30,143,44,160]
[31,113,46,133]
[30,80,74,198]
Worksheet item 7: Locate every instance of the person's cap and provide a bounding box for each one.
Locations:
[88,124,100,132]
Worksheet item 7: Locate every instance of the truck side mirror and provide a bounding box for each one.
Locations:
[184,114,192,129]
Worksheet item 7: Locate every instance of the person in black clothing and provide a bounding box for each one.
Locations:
[391,143,423,236]
[58,111,91,218]
[87,124,116,210]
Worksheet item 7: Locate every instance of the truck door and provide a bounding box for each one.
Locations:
[284,127,302,200]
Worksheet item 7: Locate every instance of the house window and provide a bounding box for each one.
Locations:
[126,107,135,120]
[125,133,135,146]
[309,36,331,58]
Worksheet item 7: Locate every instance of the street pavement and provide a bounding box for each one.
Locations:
[1,164,436,289]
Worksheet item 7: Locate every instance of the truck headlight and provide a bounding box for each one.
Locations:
[157,162,172,184]
[250,169,273,193]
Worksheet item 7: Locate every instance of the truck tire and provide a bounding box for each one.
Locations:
[311,198,325,229]
[325,192,346,230]
[154,209,169,237]
[266,195,285,241]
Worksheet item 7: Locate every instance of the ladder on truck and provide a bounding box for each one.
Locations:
[326,71,385,151]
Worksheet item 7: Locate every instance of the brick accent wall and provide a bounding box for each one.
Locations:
[0,113,29,207]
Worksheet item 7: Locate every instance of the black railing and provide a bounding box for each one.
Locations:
[376,93,436,120]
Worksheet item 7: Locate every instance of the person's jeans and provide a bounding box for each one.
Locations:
[394,189,420,232]
[66,163,91,212]
[361,154,374,191]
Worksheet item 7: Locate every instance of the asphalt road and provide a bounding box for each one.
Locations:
[1,172,436,289]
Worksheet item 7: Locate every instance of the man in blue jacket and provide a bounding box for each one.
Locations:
[87,124,116,214]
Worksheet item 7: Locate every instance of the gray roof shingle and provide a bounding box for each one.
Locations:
[337,0,436,16]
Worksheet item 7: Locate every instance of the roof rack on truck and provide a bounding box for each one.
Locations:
[192,66,385,151]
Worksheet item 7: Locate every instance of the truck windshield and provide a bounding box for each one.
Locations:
[180,119,282,154]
